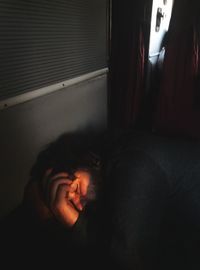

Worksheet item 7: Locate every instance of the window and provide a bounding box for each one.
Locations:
[0,0,108,101]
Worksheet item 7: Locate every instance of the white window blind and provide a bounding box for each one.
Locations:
[0,0,108,100]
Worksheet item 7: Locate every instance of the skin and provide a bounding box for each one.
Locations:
[24,169,92,228]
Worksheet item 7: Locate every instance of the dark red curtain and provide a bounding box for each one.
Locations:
[154,0,200,139]
[108,0,150,129]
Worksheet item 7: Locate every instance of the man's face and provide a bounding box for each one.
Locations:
[43,168,96,213]
[67,170,93,210]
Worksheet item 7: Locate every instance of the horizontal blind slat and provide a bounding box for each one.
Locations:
[0,0,108,100]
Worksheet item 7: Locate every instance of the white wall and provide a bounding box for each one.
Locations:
[149,0,173,57]
[145,0,173,96]
[0,74,107,217]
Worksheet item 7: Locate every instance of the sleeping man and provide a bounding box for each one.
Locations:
[2,130,200,270]
[2,132,108,269]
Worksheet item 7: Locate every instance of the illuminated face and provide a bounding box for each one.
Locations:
[66,169,96,211]
[42,168,97,213]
